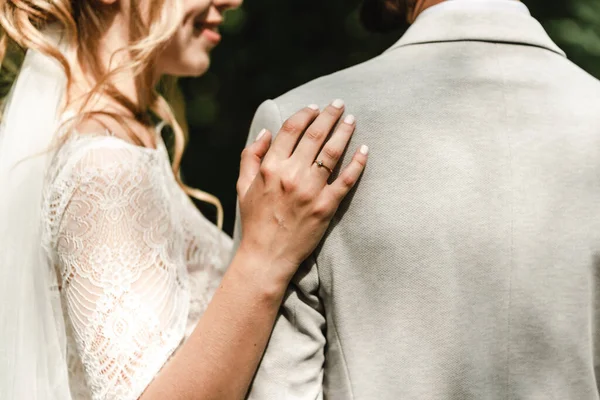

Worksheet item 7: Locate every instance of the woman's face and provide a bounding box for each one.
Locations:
[157,0,242,77]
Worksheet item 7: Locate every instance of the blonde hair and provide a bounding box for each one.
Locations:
[0,0,223,228]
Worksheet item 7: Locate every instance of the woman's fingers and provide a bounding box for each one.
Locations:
[237,100,368,280]
[265,105,320,161]
[292,99,345,163]
[237,129,272,199]
[323,145,369,205]
[312,114,356,181]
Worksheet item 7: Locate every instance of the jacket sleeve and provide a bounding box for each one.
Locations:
[234,100,327,400]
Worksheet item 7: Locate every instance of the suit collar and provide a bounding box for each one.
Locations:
[387,7,566,57]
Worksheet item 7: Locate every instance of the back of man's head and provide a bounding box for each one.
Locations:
[360,0,409,32]
[361,0,448,31]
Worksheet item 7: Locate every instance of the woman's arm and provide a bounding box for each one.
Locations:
[142,101,367,399]
[141,250,294,400]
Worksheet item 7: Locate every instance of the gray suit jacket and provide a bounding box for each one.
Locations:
[236,6,600,400]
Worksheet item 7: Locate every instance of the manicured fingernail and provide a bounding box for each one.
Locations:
[307,104,319,111]
[344,114,356,125]
[360,145,369,155]
[331,99,344,109]
[256,129,267,141]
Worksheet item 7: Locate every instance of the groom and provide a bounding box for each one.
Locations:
[238,0,600,398]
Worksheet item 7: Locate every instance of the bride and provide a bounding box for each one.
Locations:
[0,0,368,399]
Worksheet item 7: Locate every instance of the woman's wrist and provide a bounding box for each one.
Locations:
[228,245,296,304]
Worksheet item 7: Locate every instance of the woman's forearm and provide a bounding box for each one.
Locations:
[140,101,367,400]
[140,248,290,400]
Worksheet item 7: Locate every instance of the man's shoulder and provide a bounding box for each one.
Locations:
[268,41,600,122]
[272,52,395,118]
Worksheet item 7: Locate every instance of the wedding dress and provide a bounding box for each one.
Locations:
[0,31,232,399]
[41,130,232,400]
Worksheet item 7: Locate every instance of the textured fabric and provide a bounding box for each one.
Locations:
[41,132,232,400]
[239,7,600,400]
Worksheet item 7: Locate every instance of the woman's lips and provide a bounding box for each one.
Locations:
[201,27,221,44]
[192,16,222,45]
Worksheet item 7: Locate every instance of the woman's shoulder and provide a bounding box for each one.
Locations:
[41,130,166,250]
[42,129,164,213]
[48,130,162,185]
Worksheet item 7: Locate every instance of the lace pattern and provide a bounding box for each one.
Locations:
[41,133,232,400]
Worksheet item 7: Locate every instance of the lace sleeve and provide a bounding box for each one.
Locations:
[180,207,232,337]
[52,142,189,400]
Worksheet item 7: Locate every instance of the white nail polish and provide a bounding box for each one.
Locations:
[308,104,319,111]
[344,114,356,125]
[359,145,369,155]
[256,129,267,141]
[331,99,344,109]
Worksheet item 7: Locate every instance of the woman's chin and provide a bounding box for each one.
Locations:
[185,61,210,77]
[167,56,211,78]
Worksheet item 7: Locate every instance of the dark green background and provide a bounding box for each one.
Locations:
[181,0,600,235]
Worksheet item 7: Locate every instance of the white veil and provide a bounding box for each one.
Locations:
[0,29,73,399]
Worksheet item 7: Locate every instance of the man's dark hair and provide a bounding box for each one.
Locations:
[360,0,410,33]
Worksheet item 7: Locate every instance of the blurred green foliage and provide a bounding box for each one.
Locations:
[546,0,600,77]
[0,41,23,110]
[1,0,599,234]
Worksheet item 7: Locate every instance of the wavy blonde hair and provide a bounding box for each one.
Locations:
[0,0,223,227]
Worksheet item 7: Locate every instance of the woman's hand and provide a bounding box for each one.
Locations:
[236,100,368,285]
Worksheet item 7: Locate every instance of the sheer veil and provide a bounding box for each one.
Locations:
[0,28,73,399]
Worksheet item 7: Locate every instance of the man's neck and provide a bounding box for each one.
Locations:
[407,0,446,23]
[407,0,522,23]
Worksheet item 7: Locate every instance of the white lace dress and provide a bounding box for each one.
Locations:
[40,131,233,400]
